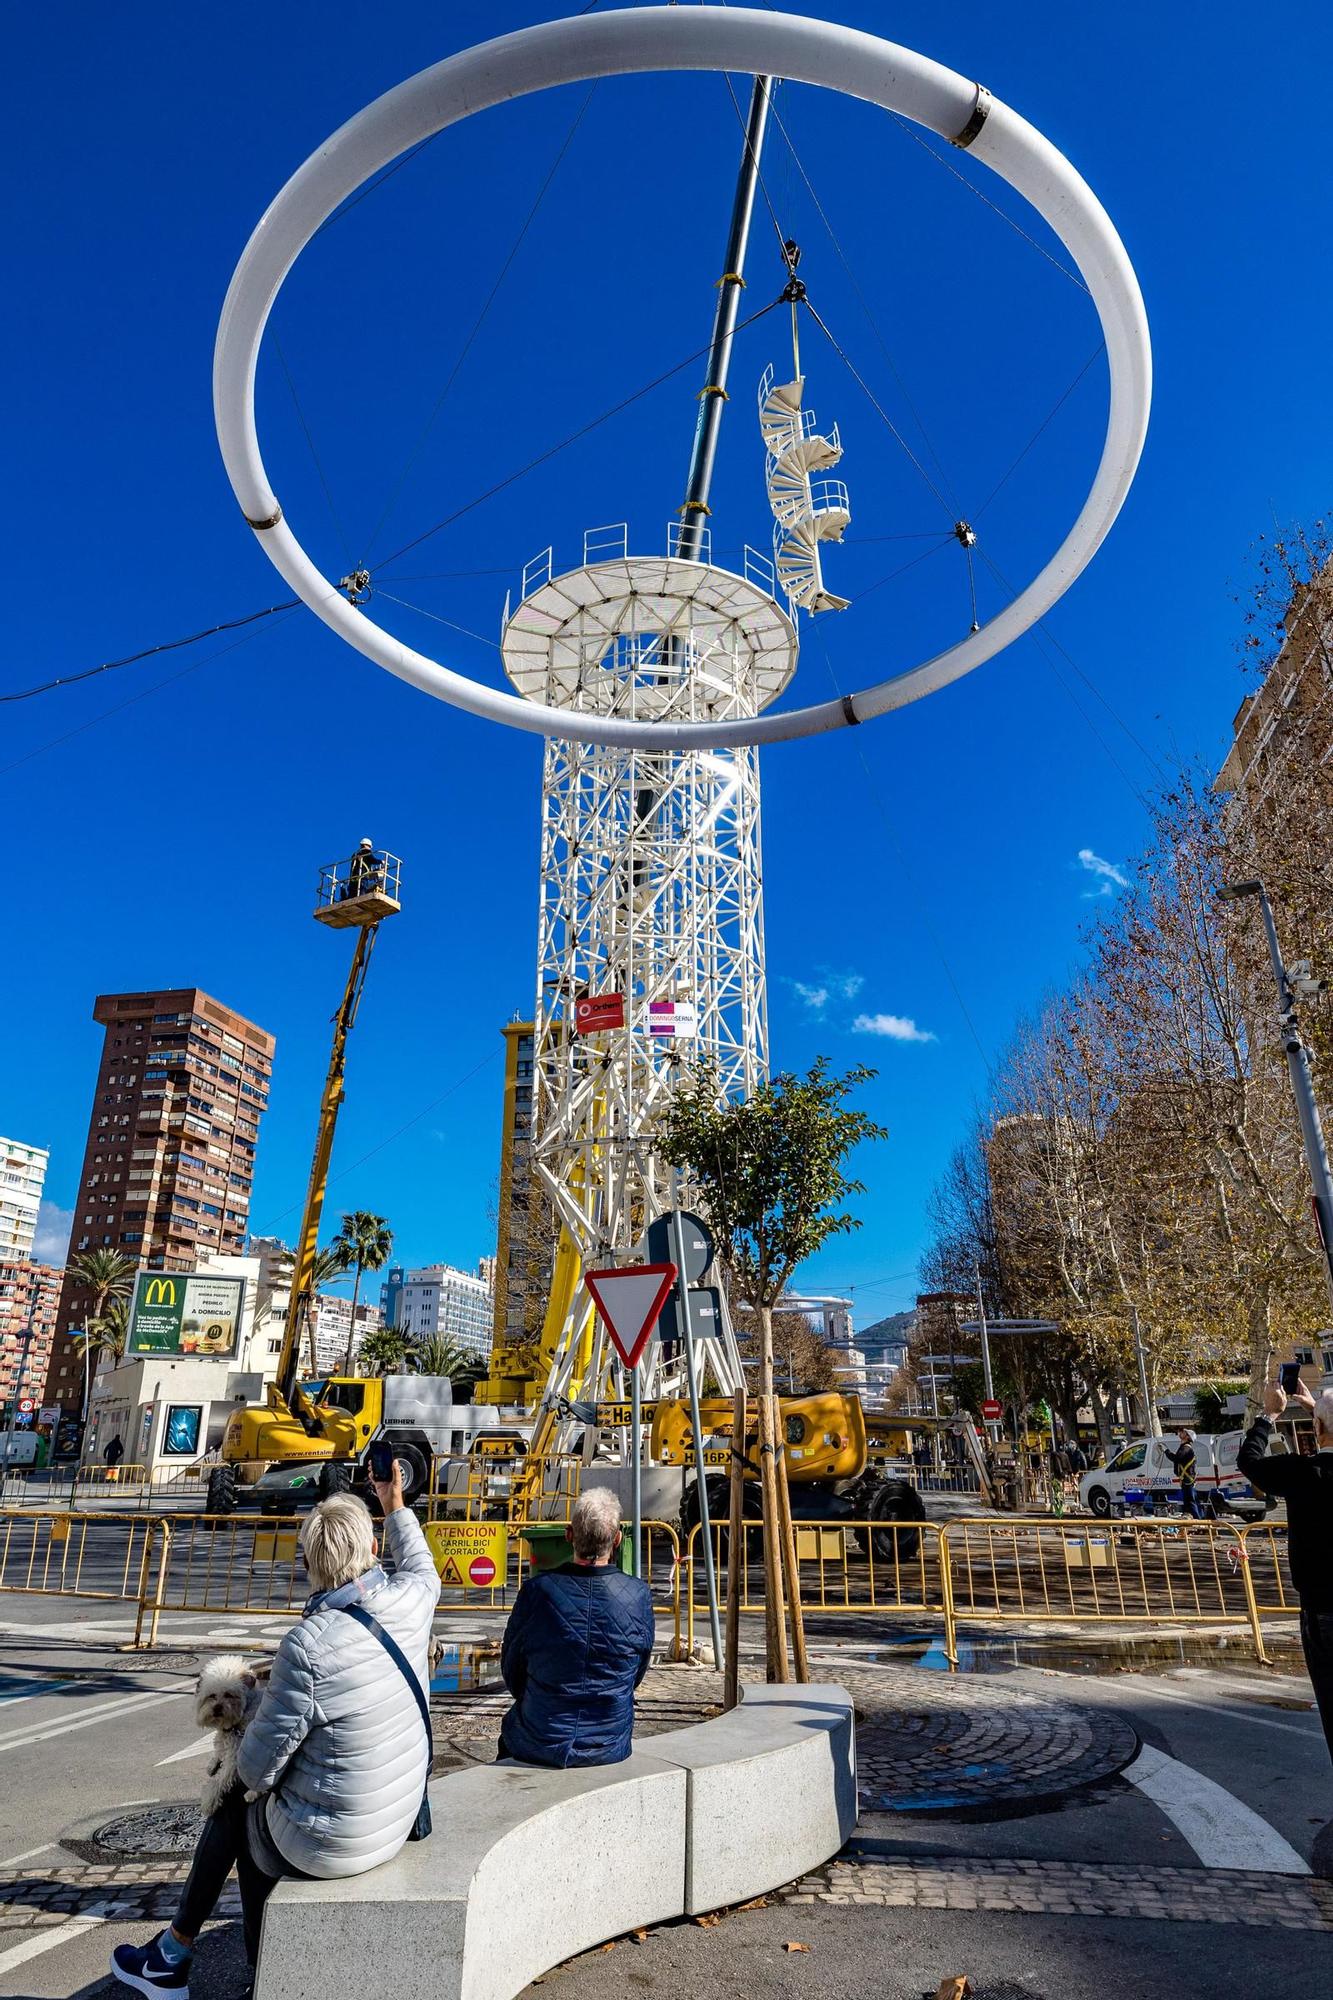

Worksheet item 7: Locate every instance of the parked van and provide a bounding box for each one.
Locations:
[0,1432,39,1469]
[1079,1430,1277,1521]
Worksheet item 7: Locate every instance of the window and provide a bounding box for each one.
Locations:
[1295,1348,1315,1366]
[1109,1443,1147,1473]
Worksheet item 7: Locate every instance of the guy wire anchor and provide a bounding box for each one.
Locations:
[338,568,372,605]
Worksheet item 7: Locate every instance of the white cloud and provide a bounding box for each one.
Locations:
[1078,847,1128,898]
[32,1200,74,1265]
[852,1012,936,1044]
[789,970,863,1015]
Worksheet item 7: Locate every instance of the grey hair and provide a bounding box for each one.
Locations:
[301,1492,376,1592]
[1317,1390,1333,1442]
[570,1486,622,1562]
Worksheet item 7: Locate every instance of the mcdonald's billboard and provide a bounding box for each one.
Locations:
[128,1272,246,1357]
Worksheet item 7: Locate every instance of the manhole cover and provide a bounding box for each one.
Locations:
[90,1804,206,1858]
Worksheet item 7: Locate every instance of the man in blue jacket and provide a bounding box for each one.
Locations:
[500,1486,655,1766]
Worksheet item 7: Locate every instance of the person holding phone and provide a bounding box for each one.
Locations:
[1238,1370,1333,1766]
[111,1459,440,1998]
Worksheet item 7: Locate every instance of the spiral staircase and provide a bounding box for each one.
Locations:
[758,364,850,614]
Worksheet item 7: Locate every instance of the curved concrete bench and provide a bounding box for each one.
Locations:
[254,1681,855,2000]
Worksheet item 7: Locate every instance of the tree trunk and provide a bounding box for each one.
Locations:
[1245,1284,1273,1423]
[342,1264,364,1376]
[757,1305,788,1682]
[772,1401,808,1682]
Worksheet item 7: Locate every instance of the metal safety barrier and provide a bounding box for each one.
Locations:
[424,1450,584,1524]
[684,1517,957,1664]
[0,1508,159,1603]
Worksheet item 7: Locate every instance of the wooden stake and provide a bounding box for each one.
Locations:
[772,1397,809,1682]
[757,1391,789,1682]
[724,1386,746,1710]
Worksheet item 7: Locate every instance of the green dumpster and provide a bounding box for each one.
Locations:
[521,1522,634,1574]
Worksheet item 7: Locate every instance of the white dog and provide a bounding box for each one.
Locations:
[195,1655,266,1817]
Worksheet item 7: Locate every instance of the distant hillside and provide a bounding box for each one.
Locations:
[857,1308,914,1355]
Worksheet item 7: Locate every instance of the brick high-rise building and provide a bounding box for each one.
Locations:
[42,988,275,1409]
[1,1260,62,1419]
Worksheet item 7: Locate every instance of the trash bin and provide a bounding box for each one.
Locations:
[521,1522,633,1574]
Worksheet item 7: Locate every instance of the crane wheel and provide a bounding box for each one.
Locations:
[858,1481,925,1563]
[206,1466,238,1518]
[318,1461,352,1500]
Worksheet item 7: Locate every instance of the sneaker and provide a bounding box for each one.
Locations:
[110,1935,191,1998]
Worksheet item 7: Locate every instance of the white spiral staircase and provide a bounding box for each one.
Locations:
[758,364,850,613]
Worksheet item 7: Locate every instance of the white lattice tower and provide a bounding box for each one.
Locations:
[502,526,798,1402]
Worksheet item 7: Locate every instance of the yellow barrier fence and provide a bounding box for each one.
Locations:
[685,1517,957,1663]
[0,1508,159,1603]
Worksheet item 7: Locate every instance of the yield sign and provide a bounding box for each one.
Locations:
[585,1263,678,1369]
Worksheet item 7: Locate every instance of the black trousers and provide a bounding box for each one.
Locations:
[1302,1608,1333,1769]
[174,1784,303,1965]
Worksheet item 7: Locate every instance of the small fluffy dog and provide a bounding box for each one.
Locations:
[196,1655,267,1817]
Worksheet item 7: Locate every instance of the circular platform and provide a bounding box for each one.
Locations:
[501,556,797,720]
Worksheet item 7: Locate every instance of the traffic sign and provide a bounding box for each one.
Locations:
[585,1263,678,1369]
[658,1284,723,1349]
[424,1520,509,1591]
[982,1398,1002,1421]
[39,1405,61,1425]
[645,1208,714,1282]
[16,1398,35,1415]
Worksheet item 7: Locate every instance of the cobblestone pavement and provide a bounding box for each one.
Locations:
[782,1854,1333,1930]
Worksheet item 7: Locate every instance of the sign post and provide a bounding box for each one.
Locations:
[583,1262,678,1581]
[671,1189,723,1671]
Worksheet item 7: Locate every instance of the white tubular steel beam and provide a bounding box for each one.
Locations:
[214,7,1151,749]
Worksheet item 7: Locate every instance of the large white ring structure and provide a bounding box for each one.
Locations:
[214,6,1151,749]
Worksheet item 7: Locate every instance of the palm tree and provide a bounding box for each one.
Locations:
[359,1326,409,1378]
[329,1212,394,1373]
[67,1250,135,1424]
[411,1332,482,1396]
[296,1242,352,1374]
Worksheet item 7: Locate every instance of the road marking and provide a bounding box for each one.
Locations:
[0,1901,115,1976]
[0,1685,189,1753]
[157,1734,214,1765]
[1171,1667,1315,1707]
[0,1839,55,1867]
[0,1677,73,1706]
[1125,1743,1310,1874]
[1126,1676,1322,1739]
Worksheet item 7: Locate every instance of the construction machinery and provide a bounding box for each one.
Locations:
[207,844,407,1513]
[652,1389,933,1559]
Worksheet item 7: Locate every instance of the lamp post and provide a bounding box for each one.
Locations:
[1219,877,1333,1318]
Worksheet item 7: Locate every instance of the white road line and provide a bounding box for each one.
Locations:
[0,1685,189,1753]
[0,1839,55,1867]
[1125,1743,1310,1874]
[1125,1676,1322,1739]
[157,1734,214,1765]
[1171,1667,1315,1706]
[0,1902,114,1976]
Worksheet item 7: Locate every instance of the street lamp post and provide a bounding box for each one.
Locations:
[1219,877,1333,1317]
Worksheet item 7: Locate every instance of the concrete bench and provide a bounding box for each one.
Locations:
[254,1681,855,2000]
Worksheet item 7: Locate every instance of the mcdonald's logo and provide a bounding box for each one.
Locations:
[144,1279,177,1306]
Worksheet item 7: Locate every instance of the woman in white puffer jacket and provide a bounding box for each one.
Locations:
[111,1462,440,1999]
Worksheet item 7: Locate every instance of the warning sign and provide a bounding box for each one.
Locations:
[425,1520,509,1591]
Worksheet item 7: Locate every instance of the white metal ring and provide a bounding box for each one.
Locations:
[214,6,1151,750]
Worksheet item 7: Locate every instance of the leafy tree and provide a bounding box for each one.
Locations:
[330,1212,394,1373]
[658,1058,886,1390]
[411,1332,484,1396]
[358,1325,408,1378]
[732,1308,842,1394]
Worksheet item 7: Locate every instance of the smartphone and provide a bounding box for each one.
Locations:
[1278,1361,1302,1394]
[368,1439,396,1482]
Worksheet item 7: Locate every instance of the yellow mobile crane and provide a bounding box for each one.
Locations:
[206,843,402,1514]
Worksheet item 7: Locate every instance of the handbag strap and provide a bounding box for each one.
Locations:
[335,1603,433,1755]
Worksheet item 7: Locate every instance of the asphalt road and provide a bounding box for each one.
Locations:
[0,1590,1328,2000]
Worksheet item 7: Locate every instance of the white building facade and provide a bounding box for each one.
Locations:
[395,1263,493,1362]
[0,1137,48,1262]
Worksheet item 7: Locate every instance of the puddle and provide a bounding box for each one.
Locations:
[430,1643,502,1694]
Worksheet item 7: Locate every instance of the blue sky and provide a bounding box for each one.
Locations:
[4,2,1330,1326]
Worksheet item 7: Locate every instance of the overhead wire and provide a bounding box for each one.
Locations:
[0,602,299,705]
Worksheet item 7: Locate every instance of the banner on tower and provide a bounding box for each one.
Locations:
[574,993,625,1034]
[648,1000,698,1038]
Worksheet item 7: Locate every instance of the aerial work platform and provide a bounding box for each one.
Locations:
[312,843,402,930]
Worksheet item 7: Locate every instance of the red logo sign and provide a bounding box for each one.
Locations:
[982,1399,1002,1421]
[468,1555,496,1588]
[574,993,625,1034]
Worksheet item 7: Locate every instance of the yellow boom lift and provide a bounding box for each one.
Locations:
[207,843,405,1513]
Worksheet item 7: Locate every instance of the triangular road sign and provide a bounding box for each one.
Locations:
[439,1555,465,1586]
[585,1262,679,1369]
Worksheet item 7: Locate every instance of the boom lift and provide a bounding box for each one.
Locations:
[207,844,406,1513]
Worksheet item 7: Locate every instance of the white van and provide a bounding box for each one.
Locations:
[1078,1431,1276,1521]
[0,1432,39,1469]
